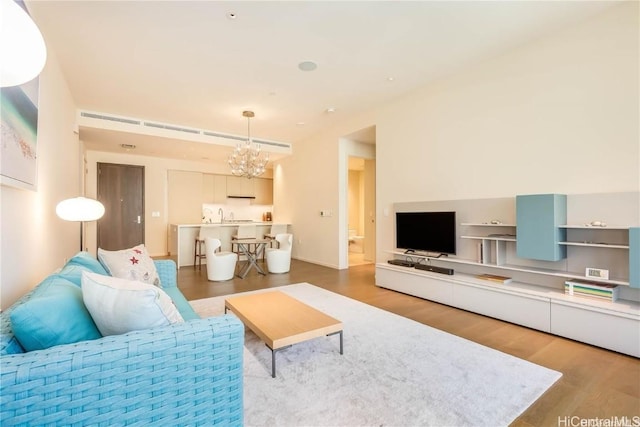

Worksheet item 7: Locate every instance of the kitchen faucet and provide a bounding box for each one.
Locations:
[218,208,224,222]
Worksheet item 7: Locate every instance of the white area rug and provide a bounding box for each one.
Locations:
[190,283,561,426]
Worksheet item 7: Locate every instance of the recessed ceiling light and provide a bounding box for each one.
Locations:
[387,76,395,82]
[326,107,336,113]
[227,12,237,20]
[298,61,318,72]
[296,122,305,126]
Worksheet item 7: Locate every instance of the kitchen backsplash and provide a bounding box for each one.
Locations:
[202,199,273,223]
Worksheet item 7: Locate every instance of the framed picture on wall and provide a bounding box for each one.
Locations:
[0,78,39,191]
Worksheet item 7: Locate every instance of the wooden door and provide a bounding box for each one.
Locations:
[97,163,145,250]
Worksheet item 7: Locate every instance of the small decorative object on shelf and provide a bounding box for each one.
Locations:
[565,279,618,302]
[475,274,512,284]
[585,267,609,280]
[585,221,607,227]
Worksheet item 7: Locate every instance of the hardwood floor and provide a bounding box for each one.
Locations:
[177,259,640,426]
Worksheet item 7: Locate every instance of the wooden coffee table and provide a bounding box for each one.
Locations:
[225,291,343,377]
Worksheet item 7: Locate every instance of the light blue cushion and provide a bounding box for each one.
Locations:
[57,263,94,287]
[66,251,109,276]
[163,287,200,321]
[10,278,102,351]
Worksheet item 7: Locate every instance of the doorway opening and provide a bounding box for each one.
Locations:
[340,125,376,268]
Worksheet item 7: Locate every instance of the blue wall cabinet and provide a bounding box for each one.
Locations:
[516,194,567,261]
[630,227,639,288]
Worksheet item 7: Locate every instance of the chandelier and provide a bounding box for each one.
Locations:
[228,111,269,178]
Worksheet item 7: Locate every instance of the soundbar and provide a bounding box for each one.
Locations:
[414,264,454,275]
[388,259,415,267]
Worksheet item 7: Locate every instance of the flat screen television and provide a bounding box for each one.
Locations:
[395,211,456,255]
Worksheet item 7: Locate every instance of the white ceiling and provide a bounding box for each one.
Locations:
[27,1,616,163]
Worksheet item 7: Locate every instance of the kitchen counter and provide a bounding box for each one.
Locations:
[177,222,275,227]
[168,222,289,267]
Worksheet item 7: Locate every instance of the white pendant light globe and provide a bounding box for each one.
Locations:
[0,0,47,87]
[56,197,105,222]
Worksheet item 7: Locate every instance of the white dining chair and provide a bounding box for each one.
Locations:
[204,237,237,281]
[263,223,288,259]
[265,233,293,273]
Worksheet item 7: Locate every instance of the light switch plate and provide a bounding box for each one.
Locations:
[585,267,609,280]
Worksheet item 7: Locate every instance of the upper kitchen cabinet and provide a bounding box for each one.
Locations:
[252,178,273,205]
[168,170,203,224]
[226,176,255,198]
[203,174,227,204]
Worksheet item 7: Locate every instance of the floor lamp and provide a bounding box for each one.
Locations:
[0,0,47,88]
[56,197,105,252]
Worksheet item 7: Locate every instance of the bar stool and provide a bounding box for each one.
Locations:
[194,227,220,269]
[194,238,205,269]
[231,224,257,256]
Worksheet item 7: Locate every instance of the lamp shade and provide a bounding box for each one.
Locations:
[0,0,47,88]
[56,197,105,222]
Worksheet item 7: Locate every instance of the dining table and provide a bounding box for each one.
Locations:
[233,238,271,278]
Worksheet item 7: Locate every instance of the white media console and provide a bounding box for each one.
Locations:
[376,192,640,358]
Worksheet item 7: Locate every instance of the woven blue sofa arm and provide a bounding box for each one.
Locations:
[154,259,177,288]
[0,315,244,427]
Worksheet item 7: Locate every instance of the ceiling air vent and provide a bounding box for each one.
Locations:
[77,109,292,153]
[143,122,200,134]
[202,131,245,142]
[80,112,140,125]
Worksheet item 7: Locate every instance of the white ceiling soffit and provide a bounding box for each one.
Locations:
[78,110,292,162]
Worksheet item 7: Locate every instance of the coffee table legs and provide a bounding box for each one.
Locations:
[268,345,291,378]
[327,330,344,355]
[267,330,343,378]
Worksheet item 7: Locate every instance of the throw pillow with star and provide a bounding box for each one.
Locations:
[97,244,162,287]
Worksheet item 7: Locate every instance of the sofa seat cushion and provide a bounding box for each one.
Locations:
[98,244,161,287]
[82,272,184,336]
[9,276,102,352]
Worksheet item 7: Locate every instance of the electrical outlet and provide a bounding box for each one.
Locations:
[152,211,160,218]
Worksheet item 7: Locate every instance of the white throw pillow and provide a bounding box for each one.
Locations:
[98,244,161,287]
[81,272,183,336]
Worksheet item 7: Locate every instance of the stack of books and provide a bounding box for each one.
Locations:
[564,279,619,302]
[475,274,512,284]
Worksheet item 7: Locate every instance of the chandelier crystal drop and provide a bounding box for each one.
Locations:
[228,110,269,178]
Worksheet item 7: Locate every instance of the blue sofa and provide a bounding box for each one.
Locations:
[0,256,244,426]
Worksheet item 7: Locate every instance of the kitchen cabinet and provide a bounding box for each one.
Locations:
[203,174,227,203]
[168,170,202,223]
[252,178,273,205]
[226,176,255,198]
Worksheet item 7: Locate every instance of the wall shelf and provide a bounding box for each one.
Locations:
[461,223,516,227]
[559,241,629,249]
[560,225,630,230]
[461,235,516,242]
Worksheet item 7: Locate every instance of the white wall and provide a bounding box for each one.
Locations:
[277,2,639,269]
[374,2,639,262]
[1,50,81,309]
